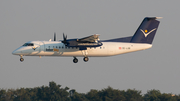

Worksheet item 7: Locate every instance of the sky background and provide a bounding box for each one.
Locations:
[0,0,180,94]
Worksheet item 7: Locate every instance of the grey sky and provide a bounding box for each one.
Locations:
[0,0,180,94]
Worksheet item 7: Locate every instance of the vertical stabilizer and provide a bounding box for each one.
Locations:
[130,17,161,44]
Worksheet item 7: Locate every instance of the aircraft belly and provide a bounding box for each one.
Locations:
[61,48,109,57]
[61,51,82,56]
[62,50,108,57]
[88,50,108,57]
[39,51,78,56]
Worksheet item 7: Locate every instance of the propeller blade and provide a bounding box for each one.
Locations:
[54,32,56,41]
[63,33,67,41]
[62,33,68,46]
[62,33,67,44]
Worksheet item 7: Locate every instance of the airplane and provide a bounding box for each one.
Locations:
[12,17,162,63]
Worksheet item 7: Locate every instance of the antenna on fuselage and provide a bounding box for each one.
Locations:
[54,32,56,41]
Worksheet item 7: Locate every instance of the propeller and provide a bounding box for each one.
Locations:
[62,33,68,45]
[54,32,56,41]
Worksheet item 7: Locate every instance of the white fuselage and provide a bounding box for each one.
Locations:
[12,41,152,57]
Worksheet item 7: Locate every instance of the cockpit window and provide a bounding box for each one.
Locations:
[22,43,34,46]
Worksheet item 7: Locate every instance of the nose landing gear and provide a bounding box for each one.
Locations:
[20,55,24,62]
[20,58,24,62]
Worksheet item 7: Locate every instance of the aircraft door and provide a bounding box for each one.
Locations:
[29,42,41,55]
[39,42,44,52]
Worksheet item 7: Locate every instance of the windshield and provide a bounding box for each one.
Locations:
[22,43,34,46]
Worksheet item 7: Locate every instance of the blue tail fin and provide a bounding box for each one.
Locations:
[130,17,161,44]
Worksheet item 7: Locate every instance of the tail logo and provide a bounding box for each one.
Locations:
[140,28,157,37]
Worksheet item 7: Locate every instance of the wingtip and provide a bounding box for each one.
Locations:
[94,34,100,36]
[146,17,163,19]
[156,17,163,19]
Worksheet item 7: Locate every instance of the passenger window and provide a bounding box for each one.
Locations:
[56,46,58,48]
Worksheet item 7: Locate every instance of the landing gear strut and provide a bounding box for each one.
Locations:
[20,55,24,62]
[73,57,78,63]
[83,57,89,62]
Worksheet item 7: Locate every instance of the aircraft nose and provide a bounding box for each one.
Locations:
[12,50,18,55]
[12,48,21,55]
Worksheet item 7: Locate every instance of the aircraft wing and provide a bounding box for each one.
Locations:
[77,34,100,43]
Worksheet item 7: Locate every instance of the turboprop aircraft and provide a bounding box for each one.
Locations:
[12,17,162,63]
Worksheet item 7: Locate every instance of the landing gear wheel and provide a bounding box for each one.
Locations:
[20,58,24,62]
[83,57,89,62]
[73,58,78,63]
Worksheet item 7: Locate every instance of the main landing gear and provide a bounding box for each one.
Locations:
[73,57,78,63]
[20,55,24,62]
[83,57,89,62]
[73,57,89,63]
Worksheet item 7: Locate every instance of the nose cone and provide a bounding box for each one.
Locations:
[12,50,18,55]
[12,48,22,55]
